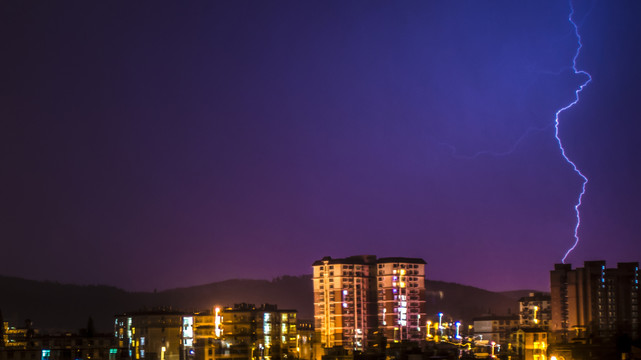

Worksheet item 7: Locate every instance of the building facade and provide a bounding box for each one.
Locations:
[376,258,426,343]
[472,315,519,347]
[1,320,117,360]
[513,328,549,360]
[181,311,216,360]
[312,256,378,350]
[215,303,297,360]
[116,305,298,360]
[312,255,426,351]
[518,292,551,329]
[115,308,186,360]
[550,261,640,343]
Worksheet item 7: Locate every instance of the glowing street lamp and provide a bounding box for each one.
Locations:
[491,342,496,358]
[533,306,539,325]
[438,313,444,336]
[455,321,461,340]
[426,321,432,338]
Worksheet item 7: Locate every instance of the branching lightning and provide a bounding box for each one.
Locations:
[557,0,592,263]
[441,1,592,263]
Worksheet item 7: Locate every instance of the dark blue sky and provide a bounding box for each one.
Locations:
[1,0,640,292]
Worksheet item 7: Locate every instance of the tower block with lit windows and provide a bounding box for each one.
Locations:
[312,256,378,351]
[376,258,427,343]
[312,255,426,351]
[550,261,640,343]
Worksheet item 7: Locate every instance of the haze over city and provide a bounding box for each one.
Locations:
[1,0,640,293]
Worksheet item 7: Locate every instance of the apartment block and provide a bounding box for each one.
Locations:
[513,328,549,360]
[472,315,519,346]
[550,261,640,343]
[215,303,297,360]
[115,308,186,360]
[181,311,216,360]
[116,304,298,360]
[312,255,426,351]
[518,292,551,329]
[312,256,378,350]
[376,257,426,342]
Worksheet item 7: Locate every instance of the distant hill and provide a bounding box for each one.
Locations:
[426,280,520,322]
[499,290,549,301]
[0,275,313,333]
[0,275,525,333]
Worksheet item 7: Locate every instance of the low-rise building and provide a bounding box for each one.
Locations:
[0,319,116,360]
[182,311,216,360]
[216,303,297,360]
[296,320,314,360]
[513,328,549,360]
[115,307,186,360]
[472,315,519,347]
[116,304,299,360]
[1,321,36,349]
[518,293,551,329]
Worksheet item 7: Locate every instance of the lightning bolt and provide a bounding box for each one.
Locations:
[557,0,592,264]
[441,1,592,263]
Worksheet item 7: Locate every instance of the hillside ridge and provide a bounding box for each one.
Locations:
[0,274,525,332]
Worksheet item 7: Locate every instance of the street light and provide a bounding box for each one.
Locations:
[455,322,461,340]
[438,312,443,336]
[426,321,432,338]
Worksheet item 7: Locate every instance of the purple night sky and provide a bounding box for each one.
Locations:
[1,1,640,292]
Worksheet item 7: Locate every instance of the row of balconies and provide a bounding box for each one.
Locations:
[318,277,364,284]
[317,264,365,271]
[377,296,421,302]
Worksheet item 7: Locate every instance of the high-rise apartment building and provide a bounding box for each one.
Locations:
[312,255,426,351]
[376,257,426,342]
[312,256,378,350]
[550,261,640,343]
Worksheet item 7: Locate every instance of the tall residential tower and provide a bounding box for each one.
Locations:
[376,257,426,342]
[312,256,377,350]
[550,261,640,343]
[312,255,426,351]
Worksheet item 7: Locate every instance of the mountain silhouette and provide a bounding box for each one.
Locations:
[0,275,529,332]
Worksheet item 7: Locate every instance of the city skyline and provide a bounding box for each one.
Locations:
[2,1,641,293]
